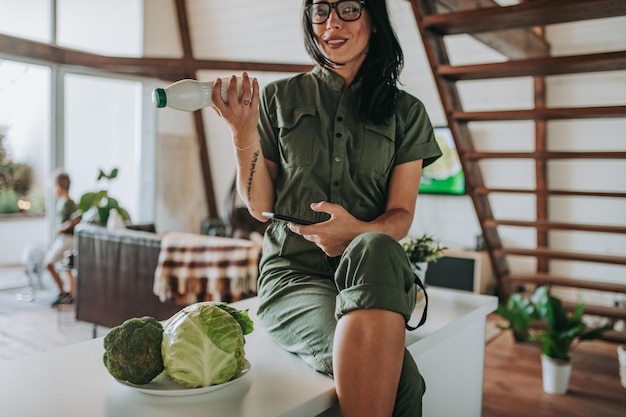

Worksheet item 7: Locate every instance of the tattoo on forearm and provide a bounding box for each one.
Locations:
[246,150,260,203]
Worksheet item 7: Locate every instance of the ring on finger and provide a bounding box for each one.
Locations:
[243,99,250,106]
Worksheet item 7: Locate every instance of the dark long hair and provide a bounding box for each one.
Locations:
[302,0,403,124]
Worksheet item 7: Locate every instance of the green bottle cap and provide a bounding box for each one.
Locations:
[152,88,167,108]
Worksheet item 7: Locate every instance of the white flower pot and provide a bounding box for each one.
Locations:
[618,345,626,389]
[541,354,572,394]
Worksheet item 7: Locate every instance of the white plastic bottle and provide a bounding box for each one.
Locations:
[152,78,243,112]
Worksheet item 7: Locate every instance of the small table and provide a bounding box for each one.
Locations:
[0,288,497,417]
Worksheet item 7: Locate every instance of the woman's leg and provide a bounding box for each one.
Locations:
[333,308,406,417]
[334,232,425,417]
[258,232,425,416]
[257,272,338,375]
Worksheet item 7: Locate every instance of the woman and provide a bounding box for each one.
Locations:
[212,1,441,416]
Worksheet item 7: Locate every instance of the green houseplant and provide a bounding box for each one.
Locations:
[511,286,612,394]
[494,292,538,343]
[498,286,613,394]
[400,234,447,283]
[400,233,447,265]
[530,286,613,361]
[0,130,35,214]
[78,168,131,226]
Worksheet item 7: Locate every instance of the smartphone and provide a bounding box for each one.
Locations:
[262,212,317,225]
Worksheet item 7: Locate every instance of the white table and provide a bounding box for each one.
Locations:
[0,287,496,417]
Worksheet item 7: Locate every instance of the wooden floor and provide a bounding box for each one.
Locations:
[482,330,626,417]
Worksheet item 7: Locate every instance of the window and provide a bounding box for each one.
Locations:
[0,0,147,263]
[0,60,50,216]
[64,74,143,222]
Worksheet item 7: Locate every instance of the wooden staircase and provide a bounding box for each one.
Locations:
[410,0,626,340]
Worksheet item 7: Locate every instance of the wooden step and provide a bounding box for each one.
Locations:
[548,189,626,198]
[453,106,626,121]
[473,187,626,199]
[562,301,626,321]
[493,247,626,266]
[503,273,626,294]
[438,51,626,81]
[419,0,550,59]
[463,151,626,160]
[483,219,626,235]
[424,0,626,35]
[601,330,626,344]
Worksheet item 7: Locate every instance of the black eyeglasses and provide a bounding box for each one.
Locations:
[306,1,365,25]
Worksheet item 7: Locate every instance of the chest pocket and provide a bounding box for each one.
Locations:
[276,106,318,167]
[357,119,397,179]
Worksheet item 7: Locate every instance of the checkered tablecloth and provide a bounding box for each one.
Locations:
[153,232,261,305]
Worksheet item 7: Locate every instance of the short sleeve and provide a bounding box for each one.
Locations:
[394,92,442,169]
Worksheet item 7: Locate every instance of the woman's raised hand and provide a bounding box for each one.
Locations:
[211,72,260,149]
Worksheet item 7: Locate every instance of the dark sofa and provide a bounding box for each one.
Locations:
[75,224,181,329]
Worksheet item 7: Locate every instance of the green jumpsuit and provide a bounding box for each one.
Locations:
[257,67,442,416]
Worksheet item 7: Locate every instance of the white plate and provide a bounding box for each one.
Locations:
[115,359,251,396]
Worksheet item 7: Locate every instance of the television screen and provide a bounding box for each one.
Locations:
[420,126,465,195]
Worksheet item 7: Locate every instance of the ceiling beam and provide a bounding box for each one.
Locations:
[0,33,311,81]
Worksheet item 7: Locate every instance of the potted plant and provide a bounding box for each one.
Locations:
[78,168,131,226]
[400,234,447,282]
[529,286,613,394]
[0,131,36,215]
[494,292,537,343]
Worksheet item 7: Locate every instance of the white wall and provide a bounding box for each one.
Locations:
[0,217,48,265]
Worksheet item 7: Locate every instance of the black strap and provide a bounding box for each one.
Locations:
[405,276,428,331]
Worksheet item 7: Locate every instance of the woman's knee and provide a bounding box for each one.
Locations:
[337,232,413,288]
[347,232,405,259]
[334,232,416,322]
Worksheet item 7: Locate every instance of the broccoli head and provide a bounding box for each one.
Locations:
[103,316,164,385]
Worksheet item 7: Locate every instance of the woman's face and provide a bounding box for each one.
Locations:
[310,1,372,77]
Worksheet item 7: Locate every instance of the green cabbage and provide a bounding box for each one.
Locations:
[161,302,252,388]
